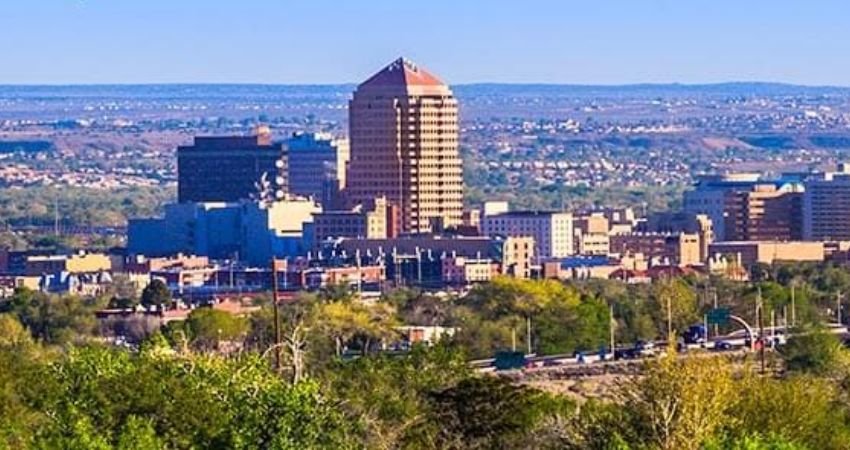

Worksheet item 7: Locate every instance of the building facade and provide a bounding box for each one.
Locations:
[286,132,350,208]
[609,232,702,267]
[724,184,803,242]
[345,57,463,234]
[803,165,850,240]
[312,197,390,245]
[482,211,574,259]
[177,133,287,203]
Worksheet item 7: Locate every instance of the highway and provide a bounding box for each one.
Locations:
[472,323,850,373]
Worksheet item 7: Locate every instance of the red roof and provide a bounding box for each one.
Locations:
[359,57,445,89]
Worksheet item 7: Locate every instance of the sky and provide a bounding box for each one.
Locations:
[0,0,849,85]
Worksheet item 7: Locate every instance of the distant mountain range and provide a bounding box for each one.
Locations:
[0,82,849,100]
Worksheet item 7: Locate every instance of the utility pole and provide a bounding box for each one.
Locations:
[609,304,616,356]
[837,291,843,326]
[757,286,765,374]
[271,258,282,372]
[666,291,673,341]
[526,316,532,355]
[53,196,60,236]
[713,290,719,337]
[791,285,797,327]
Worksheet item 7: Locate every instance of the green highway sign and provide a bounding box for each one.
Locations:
[707,308,730,325]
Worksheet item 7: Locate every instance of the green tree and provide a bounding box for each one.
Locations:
[782,326,847,375]
[650,278,699,338]
[427,376,570,449]
[623,348,734,450]
[184,308,248,351]
[140,279,170,311]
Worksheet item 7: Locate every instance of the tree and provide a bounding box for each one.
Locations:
[4,288,102,343]
[729,373,850,448]
[782,326,847,375]
[0,314,32,347]
[650,278,699,339]
[140,279,170,311]
[184,308,248,351]
[427,376,569,449]
[623,348,734,450]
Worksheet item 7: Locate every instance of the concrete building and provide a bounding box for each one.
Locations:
[709,241,825,267]
[286,132,350,208]
[334,235,535,280]
[177,133,287,203]
[803,164,850,240]
[345,57,463,233]
[128,198,321,266]
[683,173,763,241]
[482,211,574,259]
[312,197,390,244]
[609,232,702,267]
[23,251,112,276]
[724,184,803,242]
[573,213,611,256]
[442,257,499,285]
[638,212,715,262]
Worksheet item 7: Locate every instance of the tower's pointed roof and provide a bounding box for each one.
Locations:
[359,57,447,90]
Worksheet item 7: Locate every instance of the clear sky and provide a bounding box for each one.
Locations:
[1,0,848,85]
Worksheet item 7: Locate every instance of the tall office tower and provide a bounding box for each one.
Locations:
[177,131,287,203]
[286,132,350,208]
[803,164,850,240]
[345,57,463,234]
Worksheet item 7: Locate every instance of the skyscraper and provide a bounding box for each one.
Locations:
[345,57,463,234]
[177,131,287,203]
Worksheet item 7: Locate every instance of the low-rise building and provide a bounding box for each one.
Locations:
[482,210,573,259]
[312,197,390,245]
[708,241,825,267]
[610,232,702,267]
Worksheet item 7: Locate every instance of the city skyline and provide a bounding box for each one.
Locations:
[1,0,849,85]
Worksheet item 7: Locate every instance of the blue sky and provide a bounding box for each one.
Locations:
[0,0,848,85]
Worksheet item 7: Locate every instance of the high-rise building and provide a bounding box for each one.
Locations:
[482,211,574,259]
[724,184,802,242]
[177,132,287,203]
[684,173,804,241]
[683,173,762,241]
[286,132,350,207]
[345,57,463,234]
[803,164,850,240]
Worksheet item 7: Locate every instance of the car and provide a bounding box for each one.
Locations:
[635,340,657,355]
[615,348,640,360]
[712,341,734,351]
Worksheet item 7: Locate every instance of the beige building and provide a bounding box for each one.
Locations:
[345,57,463,234]
[724,183,802,242]
[610,232,702,267]
[25,251,112,276]
[709,241,825,267]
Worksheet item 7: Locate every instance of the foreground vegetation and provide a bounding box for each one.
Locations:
[3,264,850,448]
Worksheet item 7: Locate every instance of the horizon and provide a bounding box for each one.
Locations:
[2,1,849,85]
[1,80,850,89]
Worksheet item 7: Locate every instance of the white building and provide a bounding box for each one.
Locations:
[482,211,574,259]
